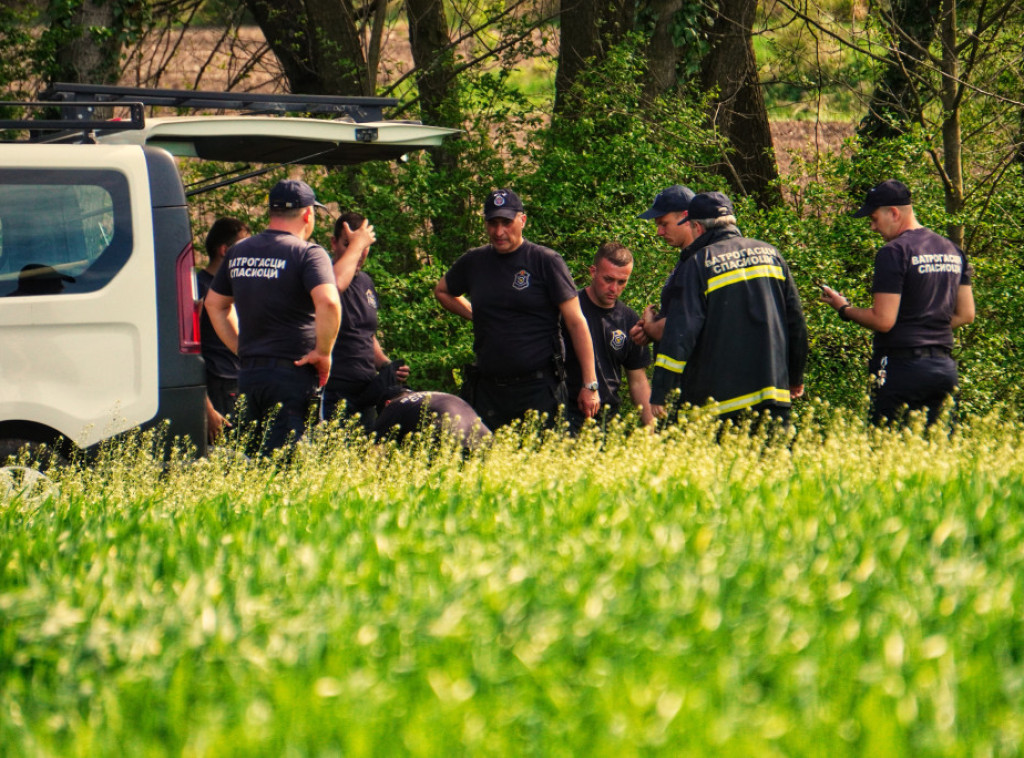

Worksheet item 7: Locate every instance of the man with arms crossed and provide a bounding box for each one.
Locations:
[206,179,347,456]
[563,242,653,432]
[435,188,600,430]
[821,179,975,425]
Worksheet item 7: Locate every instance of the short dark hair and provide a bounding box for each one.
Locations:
[204,217,249,257]
[594,241,633,268]
[333,211,366,239]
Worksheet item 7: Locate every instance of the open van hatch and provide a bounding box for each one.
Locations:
[94,115,459,166]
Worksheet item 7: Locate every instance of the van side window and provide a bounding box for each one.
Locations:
[0,169,133,297]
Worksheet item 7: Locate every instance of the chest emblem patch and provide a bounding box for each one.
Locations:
[366,289,378,309]
[610,329,627,350]
[512,269,531,290]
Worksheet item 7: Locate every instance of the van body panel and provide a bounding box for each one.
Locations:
[0,145,160,448]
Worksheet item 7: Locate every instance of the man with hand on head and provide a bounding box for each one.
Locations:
[205,179,341,456]
[820,179,975,425]
[322,211,408,429]
[630,184,697,348]
[562,242,654,432]
[649,191,807,424]
[434,188,600,430]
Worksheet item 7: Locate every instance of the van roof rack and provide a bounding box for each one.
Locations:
[40,83,400,123]
[0,100,146,143]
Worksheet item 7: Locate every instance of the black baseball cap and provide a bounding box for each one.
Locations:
[269,179,328,211]
[686,191,735,221]
[483,189,524,220]
[638,185,695,220]
[852,179,912,218]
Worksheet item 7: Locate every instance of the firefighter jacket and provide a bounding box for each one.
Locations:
[650,224,808,415]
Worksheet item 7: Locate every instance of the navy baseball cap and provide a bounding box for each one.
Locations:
[483,189,524,220]
[686,191,734,221]
[852,179,912,217]
[638,185,695,220]
[269,179,328,211]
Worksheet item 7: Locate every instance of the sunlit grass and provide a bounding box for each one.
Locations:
[2,404,1024,756]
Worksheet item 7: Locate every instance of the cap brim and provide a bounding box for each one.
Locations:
[851,203,876,218]
[675,213,690,226]
[484,209,520,220]
[637,205,660,220]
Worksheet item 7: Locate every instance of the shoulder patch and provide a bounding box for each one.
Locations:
[366,288,378,309]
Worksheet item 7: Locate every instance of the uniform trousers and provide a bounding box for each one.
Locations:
[469,369,567,430]
[869,348,958,426]
[206,372,239,418]
[238,360,319,456]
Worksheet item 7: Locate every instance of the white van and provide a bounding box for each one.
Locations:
[0,84,455,462]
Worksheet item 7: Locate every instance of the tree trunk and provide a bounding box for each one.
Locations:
[699,0,780,207]
[642,0,684,102]
[245,0,369,95]
[857,0,941,143]
[938,0,964,247]
[405,0,468,260]
[555,0,633,115]
[48,0,121,85]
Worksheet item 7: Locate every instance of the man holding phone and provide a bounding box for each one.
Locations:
[820,179,975,425]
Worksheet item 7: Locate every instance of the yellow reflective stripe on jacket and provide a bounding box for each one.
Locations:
[706,264,785,295]
[709,386,791,415]
[654,354,686,374]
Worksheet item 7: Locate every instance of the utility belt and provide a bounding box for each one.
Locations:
[875,345,952,360]
[241,356,309,371]
[481,365,557,387]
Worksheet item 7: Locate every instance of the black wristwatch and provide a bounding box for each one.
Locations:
[584,381,599,392]
[838,304,852,321]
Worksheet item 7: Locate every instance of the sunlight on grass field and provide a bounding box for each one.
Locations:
[2,404,1024,756]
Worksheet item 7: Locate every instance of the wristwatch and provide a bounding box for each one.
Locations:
[584,381,599,392]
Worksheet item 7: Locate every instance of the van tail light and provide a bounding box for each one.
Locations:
[176,242,201,354]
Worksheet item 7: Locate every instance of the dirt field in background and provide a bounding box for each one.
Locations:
[124,27,855,181]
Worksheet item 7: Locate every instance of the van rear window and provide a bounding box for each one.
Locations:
[0,169,133,297]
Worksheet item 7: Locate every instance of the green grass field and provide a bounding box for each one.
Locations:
[2,406,1024,756]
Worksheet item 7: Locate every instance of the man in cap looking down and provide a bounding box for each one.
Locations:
[820,179,975,425]
[206,179,370,455]
[435,188,601,429]
[630,184,698,347]
[649,191,808,424]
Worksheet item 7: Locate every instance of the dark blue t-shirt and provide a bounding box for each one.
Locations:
[444,239,578,376]
[330,270,379,384]
[562,289,651,409]
[197,268,240,379]
[872,226,972,350]
[209,229,336,360]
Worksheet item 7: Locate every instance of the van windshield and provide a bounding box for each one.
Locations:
[0,169,133,297]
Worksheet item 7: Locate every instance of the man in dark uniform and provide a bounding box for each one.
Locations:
[821,179,975,425]
[322,211,409,428]
[197,217,249,440]
[650,191,808,422]
[434,188,600,430]
[562,242,653,432]
[629,184,697,347]
[205,179,342,456]
[374,387,490,450]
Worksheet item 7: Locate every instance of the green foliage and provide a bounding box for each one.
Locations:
[517,35,720,312]
[4,412,1024,755]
